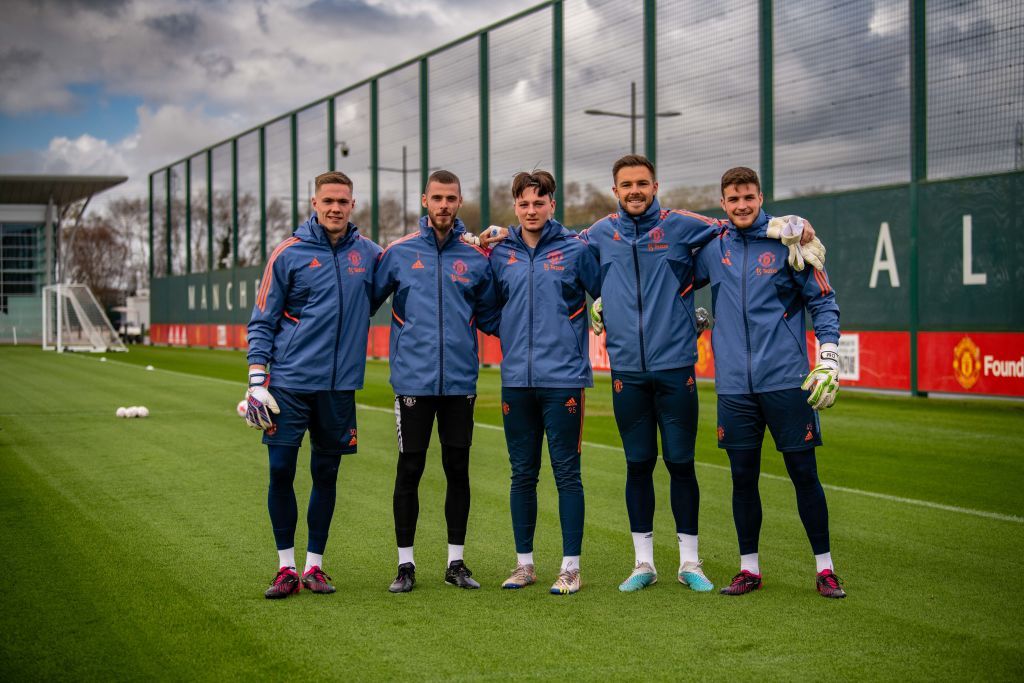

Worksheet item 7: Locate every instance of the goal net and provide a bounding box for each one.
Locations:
[42,284,127,353]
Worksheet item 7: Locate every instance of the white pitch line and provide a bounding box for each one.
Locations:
[358,405,1024,524]
[74,355,1024,525]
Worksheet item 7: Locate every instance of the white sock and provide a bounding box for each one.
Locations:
[740,553,760,575]
[448,544,464,565]
[631,532,655,569]
[398,546,414,566]
[678,533,699,565]
[278,547,295,570]
[304,552,323,573]
[815,552,833,573]
[517,552,534,567]
[561,556,580,572]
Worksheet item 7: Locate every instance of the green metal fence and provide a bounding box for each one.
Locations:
[149,0,1024,391]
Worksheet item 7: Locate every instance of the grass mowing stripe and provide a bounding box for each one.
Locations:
[70,353,1024,525]
[6,347,1023,678]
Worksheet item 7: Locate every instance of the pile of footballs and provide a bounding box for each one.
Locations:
[116,406,150,418]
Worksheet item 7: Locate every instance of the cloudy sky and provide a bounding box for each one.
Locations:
[1,0,1018,211]
[0,0,517,203]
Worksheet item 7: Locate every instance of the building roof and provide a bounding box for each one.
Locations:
[0,175,128,206]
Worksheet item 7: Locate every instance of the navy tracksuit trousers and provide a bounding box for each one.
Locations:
[501,387,585,556]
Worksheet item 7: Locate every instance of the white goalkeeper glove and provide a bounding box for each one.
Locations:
[245,368,280,433]
[801,342,839,410]
[767,215,806,271]
[800,236,827,271]
[590,297,604,336]
[460,232,481,246]
[695,306,712,334]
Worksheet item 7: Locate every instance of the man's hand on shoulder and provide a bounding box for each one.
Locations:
[767,216,826,271]
[462,226,509,249]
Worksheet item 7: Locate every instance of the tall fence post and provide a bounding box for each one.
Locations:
[909,0,927,397]
[290,113,299,229]
[479,32,490,229]
[185,158,192,274]
[328,98,336,173]
[165,169,172,276]
[371,79,380,243]
[643,0,657,165]
[148,174,154,280]
[231,138,239,267]
[420,58,430,218]
[259,127,267,262]
[553,1,565,222]
[206,149,213,272]
[759,0,774,200]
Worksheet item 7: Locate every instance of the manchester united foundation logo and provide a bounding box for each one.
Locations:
[953,336,981,389]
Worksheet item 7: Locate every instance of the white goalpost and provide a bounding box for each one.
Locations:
[42,283,127,353]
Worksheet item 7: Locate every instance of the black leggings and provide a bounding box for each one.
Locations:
[393,445,470,547]
[727,447,830,555]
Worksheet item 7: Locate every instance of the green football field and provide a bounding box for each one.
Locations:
[1,345,1022,680]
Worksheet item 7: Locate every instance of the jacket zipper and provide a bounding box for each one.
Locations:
[528,244,535,385]
[740,232,753,392]
[436,239,445,395]
[330,240,345,389]
[631,217,647,372]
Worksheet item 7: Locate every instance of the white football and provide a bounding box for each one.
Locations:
[126,407,139,418]
[116,407,127,418]
[100,357,108,362]
[138,406,150,418]
[236,400,247,418]
[146,365,155,371]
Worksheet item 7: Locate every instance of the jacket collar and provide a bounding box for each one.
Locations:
[616,197,663,236]
[511,219,565,253]
[729,210,770,238]
[418,215,466,249]
[299,213,359,247]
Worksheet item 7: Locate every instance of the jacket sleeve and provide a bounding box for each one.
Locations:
[371,248,397,315]
[576,241,602,298]
[578,225,602,264]
[473,261,502,336]
[799,266,840,345]
[679,212,724,251]
[247,253,290,367]
[694,243,712,290]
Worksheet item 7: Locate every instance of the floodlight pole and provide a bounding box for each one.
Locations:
[583,81,680,155]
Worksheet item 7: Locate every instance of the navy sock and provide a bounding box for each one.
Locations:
[625,458,657,533]
[783,448,830,555]
[727,448,763,556]
[307,451,342,555]
[664,459,699,536]
[267,445,299,552]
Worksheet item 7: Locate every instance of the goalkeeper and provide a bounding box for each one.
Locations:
[245,171,382,599]
[693,166,845,599]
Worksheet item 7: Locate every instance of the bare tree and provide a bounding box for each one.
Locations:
[65,217,130,310]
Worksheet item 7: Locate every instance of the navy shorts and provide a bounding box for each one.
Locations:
[262,387,358,456]
[610,367,699,464]
[716,388,823,453]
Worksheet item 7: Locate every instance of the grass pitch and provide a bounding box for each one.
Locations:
[1,345,1022,680]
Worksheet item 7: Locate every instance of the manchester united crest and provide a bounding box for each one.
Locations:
[953,336,981,390]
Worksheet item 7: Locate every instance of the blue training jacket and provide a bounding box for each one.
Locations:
[489,220,602,389]
[373,217,500,396]
[247,214,382,391]
[580,198,723,372]
[694,210,840,394]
